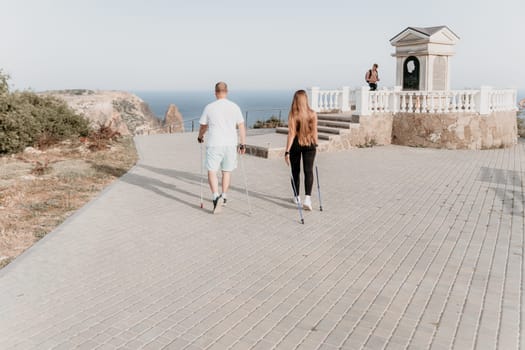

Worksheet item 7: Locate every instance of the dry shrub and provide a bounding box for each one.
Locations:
[30,159,51,175]
[36,132,59,150]
[87,122,121,151]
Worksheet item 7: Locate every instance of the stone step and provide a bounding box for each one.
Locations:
[245,128,332,158]
[318,113,360,123]
[317,126,343,134]
[275,127,335,141]
[317,120,352,129]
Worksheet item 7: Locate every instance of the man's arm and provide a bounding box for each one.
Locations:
[237,122,246,154]
[197,124,207,143]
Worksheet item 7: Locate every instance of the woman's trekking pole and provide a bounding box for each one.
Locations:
[240,153,252,215]
[315,165,323,211]
[290,170,305,224]
[200,142,204,209]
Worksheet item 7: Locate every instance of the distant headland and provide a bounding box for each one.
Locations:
[41,90,162,136]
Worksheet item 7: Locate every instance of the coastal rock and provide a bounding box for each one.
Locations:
[164,104,184,133]
[41,90,161,136]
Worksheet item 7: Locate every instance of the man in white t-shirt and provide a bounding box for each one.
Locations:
[197,82,246,214]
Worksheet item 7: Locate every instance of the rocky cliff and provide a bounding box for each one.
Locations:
[163,104,184,133]
[42,90,161,136]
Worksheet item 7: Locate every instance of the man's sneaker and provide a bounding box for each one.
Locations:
[303,196,313,211]
[213,195,223,214]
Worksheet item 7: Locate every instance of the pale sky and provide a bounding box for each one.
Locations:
[1,0,524,92]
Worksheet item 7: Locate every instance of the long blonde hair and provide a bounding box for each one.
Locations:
[288,90,316,146]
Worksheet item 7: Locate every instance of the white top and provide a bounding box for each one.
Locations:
[199,98,244,147]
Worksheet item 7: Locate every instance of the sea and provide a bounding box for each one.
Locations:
[133,90,296,130]
[135,88,525,130]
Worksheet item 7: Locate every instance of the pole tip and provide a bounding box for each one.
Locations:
[200,203,203,208]
[301,219,304,224]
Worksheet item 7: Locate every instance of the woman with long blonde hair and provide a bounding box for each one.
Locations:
[284,90,318,210]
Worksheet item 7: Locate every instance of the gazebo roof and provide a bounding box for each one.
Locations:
[390,26,460,46]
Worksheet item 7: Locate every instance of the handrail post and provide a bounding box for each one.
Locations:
[309,87,320,112]
[355,86,370,116]
[476,86,491,115]
[341,86,350,112]
[392,86,401,113]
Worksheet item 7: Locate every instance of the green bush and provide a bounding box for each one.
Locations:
[253,115,285,129]
[0,71,90,154]
[518,115,525,138]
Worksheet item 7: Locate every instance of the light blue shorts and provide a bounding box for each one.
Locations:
[206,146,238,172]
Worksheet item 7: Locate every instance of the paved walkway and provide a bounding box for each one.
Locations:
[0,133,524,350]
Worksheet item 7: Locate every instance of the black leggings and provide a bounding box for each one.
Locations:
[290,139,316,197]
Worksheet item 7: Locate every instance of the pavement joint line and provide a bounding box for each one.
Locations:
[179,217,360,349]
[357,151,486,349]
[323,145,478,349]
[0,134,523,349]
[253,147,461,350]
[449,147,506,349]
[399,143,494,350]
[229,162,439,347]
[475,146,517,349]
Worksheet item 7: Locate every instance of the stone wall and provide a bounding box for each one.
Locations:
[336,114,394,150]
[392,111,518,149]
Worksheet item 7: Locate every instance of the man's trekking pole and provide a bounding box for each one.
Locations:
[290,170,305,224]
[199,142,204,209]
[239,152,252,215]
[315,165,323,211]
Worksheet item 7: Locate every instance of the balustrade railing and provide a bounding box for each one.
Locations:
[309,86,517,116]
[375,90,478,114]
[488,89,516,112]
[318,90,341,112]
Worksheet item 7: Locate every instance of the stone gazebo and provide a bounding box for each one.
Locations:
[390,26,459,92]
[307,25,518,150]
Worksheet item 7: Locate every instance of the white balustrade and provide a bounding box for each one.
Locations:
[318,90,341,112]
[311,86,517,116]
[368,90,392,113]
[488,89,517,112]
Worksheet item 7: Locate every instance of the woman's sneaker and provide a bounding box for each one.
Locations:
[292,196,301,205]
[303,196,313,211]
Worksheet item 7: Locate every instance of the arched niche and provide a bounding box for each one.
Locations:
[403,56,420,91]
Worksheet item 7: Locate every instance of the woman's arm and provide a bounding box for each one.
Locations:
[285,115,295,165]
[286,115,296,151]
[312,112,318,145]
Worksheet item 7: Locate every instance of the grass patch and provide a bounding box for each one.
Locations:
[253,116,285,129]
[0,136,138,269]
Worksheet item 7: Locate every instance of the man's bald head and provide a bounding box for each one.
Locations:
[215,82,228,99]
[215,82,228,93]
